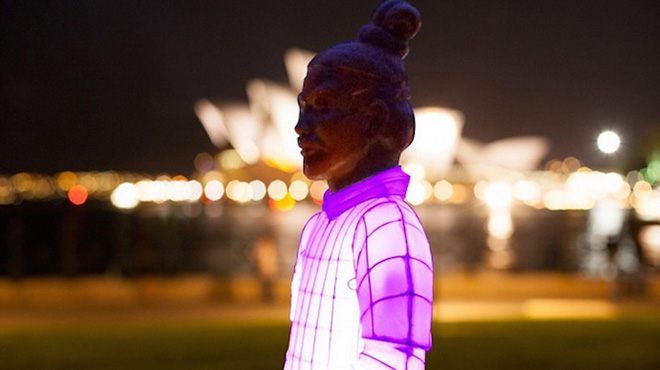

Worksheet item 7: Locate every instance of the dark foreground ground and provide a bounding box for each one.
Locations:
[1,271,659,370]
[1,305,659,370]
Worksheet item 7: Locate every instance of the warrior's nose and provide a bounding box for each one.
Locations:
[295,116,309,135]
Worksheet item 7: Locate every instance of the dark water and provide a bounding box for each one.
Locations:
[0,199,625,279]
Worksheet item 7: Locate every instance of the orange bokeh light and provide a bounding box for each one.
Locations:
[68,184,88,205]
[268,194,295,212]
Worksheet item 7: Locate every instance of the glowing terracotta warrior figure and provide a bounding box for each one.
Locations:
[285,1,433,369]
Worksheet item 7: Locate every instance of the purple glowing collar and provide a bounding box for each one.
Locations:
[322,166,410,220]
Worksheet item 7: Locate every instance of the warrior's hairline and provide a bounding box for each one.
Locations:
[307,63,382,80]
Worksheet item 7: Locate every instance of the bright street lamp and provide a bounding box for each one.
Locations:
[597,131,621,154]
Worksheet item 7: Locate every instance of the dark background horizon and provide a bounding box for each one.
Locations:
[2,0,659,175]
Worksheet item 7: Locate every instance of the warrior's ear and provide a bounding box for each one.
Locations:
[366,99,400,152]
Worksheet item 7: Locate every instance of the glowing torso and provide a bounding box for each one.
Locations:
[285,167,433,370]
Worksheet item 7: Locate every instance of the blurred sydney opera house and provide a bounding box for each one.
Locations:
[189,49,653,207]
[1,49,660,276]
[194,49,550,180]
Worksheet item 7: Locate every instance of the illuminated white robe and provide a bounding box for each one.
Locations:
[285,166,433,370]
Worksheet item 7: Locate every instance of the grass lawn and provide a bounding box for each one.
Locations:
[1,315,659,369]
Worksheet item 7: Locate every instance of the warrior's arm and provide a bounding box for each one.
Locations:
[352,202,433,369]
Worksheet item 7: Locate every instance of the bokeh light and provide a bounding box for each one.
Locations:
[484,182,512,209]
[269,193,296,212]
[639,225,660,266]
[68,184,88,205]
[187,180,204,202]
[404,180,432,206]
[12,173,34,193]
[57,171,77,191]
[78,173,99,193]
[204,180,224,201]
[168,180,190,202]
[473,180,488,201]
[149,181,168,203]
[597,131,620,154]
[194,152,215,173]
[136,180,152,202]
[218,149,247,170]
[226,180,251,203]
[249,180,267,201]
[309,181,328,205]
[32,176,55,198]
[433,180,453,202]
[268,180,288,201]
[111,182,139,209]
[289,180,309,201]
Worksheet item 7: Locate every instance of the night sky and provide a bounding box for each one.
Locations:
[2,0,659,175]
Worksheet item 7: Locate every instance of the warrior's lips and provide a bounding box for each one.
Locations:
[298,140,324,158]
[301,147,323,157]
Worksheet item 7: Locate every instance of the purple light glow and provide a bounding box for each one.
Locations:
[285,167,433,369]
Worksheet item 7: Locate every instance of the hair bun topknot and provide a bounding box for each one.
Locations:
[357,0,421,59]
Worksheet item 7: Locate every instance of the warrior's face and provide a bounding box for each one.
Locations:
[295,64,376,191]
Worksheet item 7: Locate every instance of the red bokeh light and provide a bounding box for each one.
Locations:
[68,184,88,205]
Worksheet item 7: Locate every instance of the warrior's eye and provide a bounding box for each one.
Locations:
[309,90,337,111]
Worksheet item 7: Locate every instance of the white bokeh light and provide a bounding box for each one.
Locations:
[249,180,267,201]
[110,182,139,209]
[597,131,621,154]
[268,180,288,200]
[289,180,309,201]
[204,180,224,201]
[484,182,513,209]
[187,180,204,202]
[433,180,453,201]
